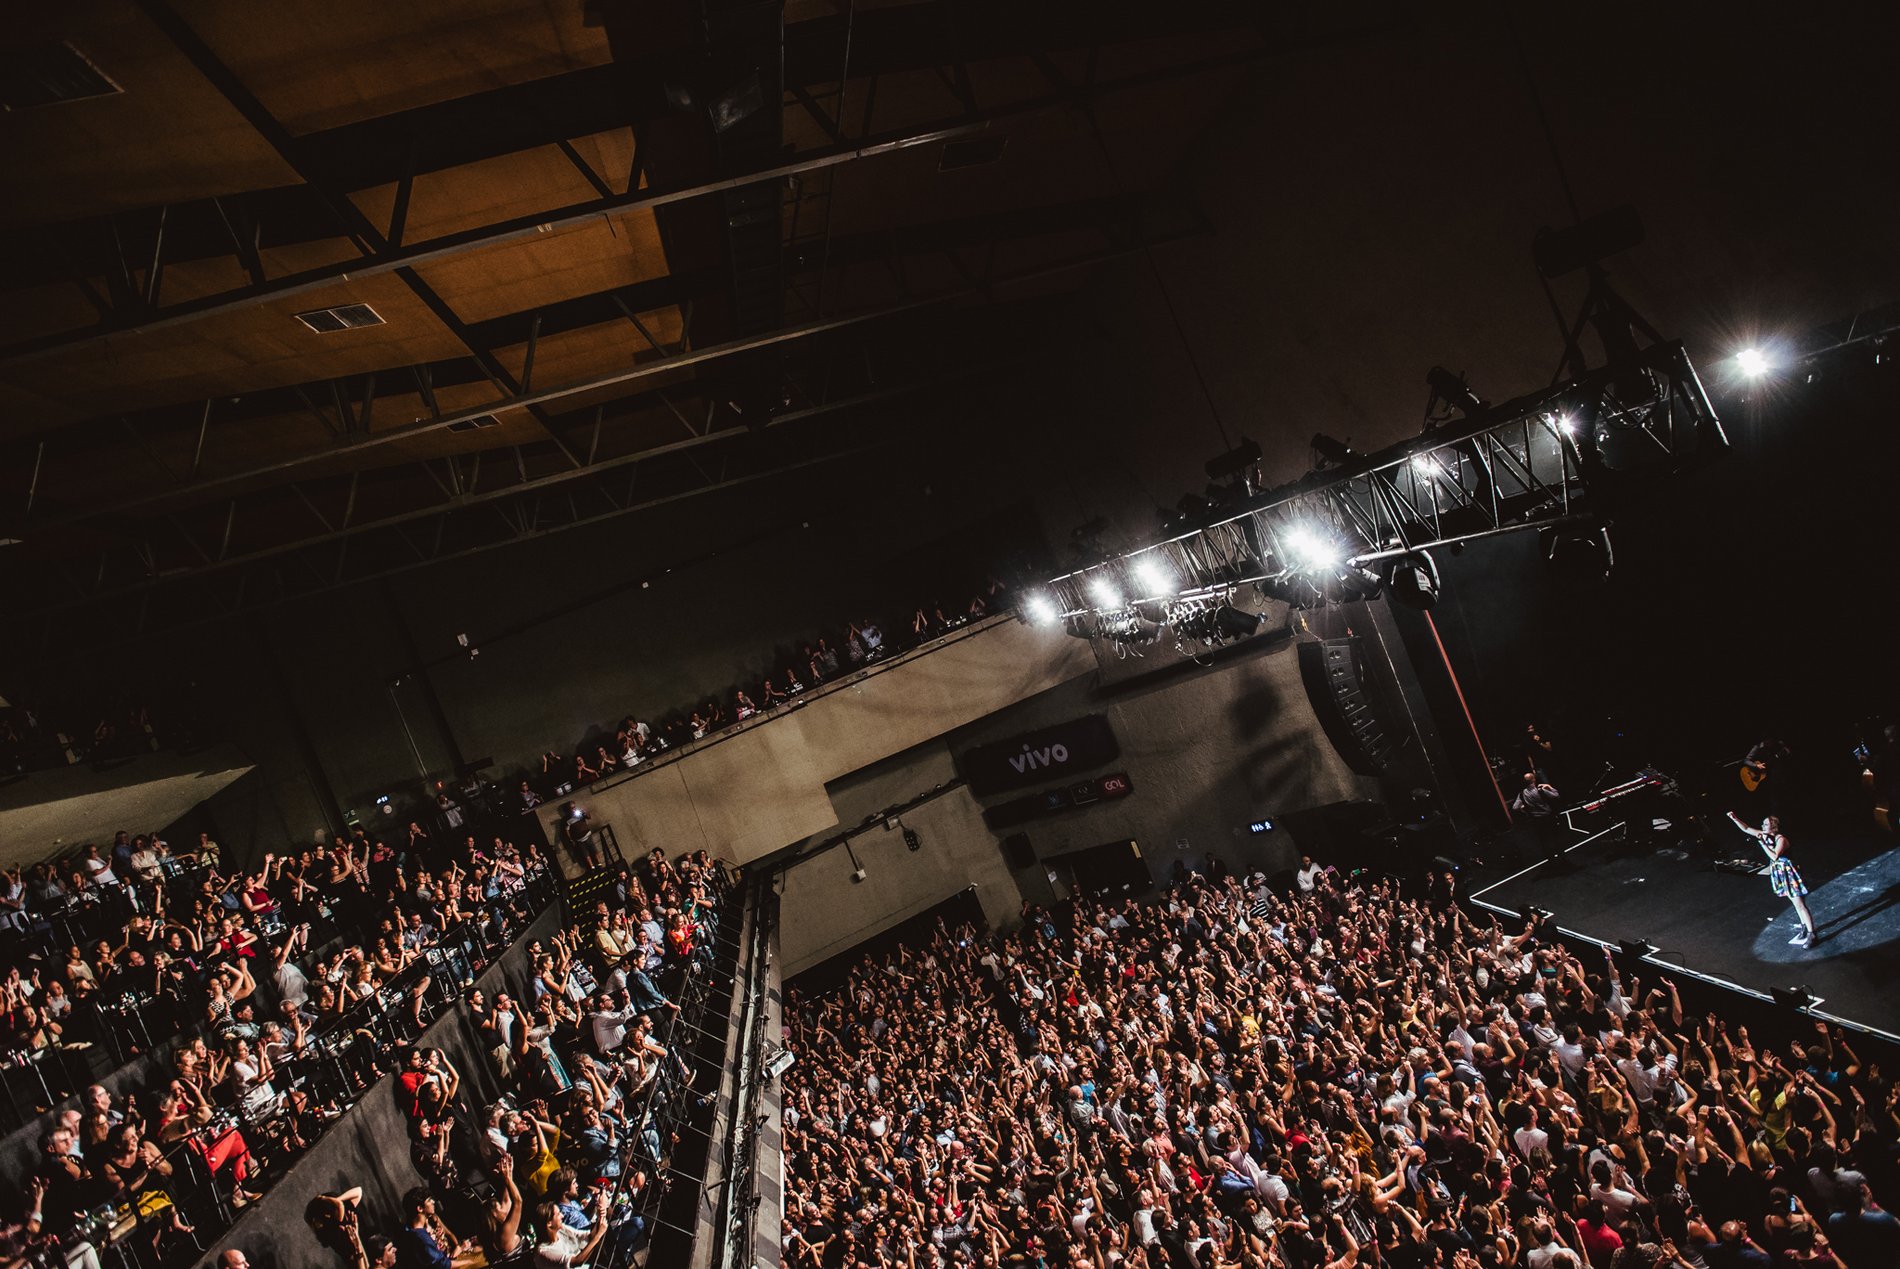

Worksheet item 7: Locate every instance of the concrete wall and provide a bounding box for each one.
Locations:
[0,745,254,868]
[202,901,564,1269]
[776,627,1379,975]
[780,776,1017,977]
[537,617,1097,866]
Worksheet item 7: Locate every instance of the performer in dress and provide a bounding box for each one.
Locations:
[1727,811,1816,946]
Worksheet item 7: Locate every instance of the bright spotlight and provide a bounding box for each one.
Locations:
[1088,575,1124,610]
[1133,555,1174,596]
[1411,454,1440,476]
[1284,526,1343,572]
[1736,347,1770,378]
[1024,592,1059,626]
[1557,412,1577,436]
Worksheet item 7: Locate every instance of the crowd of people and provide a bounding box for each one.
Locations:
[0,812,738,1269]
[782,865,1900,1269]
[270,843,733,1269]
[0,816,565,1269]
[522,581,1011,804]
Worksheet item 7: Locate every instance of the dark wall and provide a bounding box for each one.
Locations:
[1415,361,1900,818]
[197,902,563,1269]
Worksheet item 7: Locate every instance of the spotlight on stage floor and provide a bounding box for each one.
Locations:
[1527,906,1554,923]
[1617,937,1659,959]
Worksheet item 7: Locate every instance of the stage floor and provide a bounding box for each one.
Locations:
[1468,822,1900,1041]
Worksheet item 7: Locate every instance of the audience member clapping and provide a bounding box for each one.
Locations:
[780,866,1900,1269]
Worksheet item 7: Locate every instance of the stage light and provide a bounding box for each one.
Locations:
[1411,454,1441,476]
[1062,613,1100,640]
[1023,593,1060,626]
[1310,433,1356,465]
[1541,524,1614,582]
[1557,413,1577,436]
[1203,438,1262,483]
[1385,550,1441,610]
[1284,526,1343,572]
[1133,555,1174,597]
[1212,604,1263,640]
[1099,608,1162,648]
[1771,985,1821,1012]
[1088,575,1124,610]
[1425,366,1488,419]
[1736,347,1770,378]
[1617,937,1658,959]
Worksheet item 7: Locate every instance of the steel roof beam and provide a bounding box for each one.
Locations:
[0,42,1270,366]
[21,222,1200,532]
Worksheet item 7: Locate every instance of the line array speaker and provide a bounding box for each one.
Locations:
[1298,637,1396,775]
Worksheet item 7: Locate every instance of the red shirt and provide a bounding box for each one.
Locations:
[1577,1219,1623,1267]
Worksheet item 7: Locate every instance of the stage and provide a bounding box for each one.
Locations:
[1468,819,1900,1042]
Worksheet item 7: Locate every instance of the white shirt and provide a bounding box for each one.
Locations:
[276,959,309,1007]
[1590,1180,1642,1223]
[1554,1037,1588,1077]
[1527,1240,1582,1269]
[591,1007,636,1053]
[534,1225,591,1269]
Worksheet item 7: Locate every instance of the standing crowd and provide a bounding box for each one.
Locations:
[782,867,1900,1269]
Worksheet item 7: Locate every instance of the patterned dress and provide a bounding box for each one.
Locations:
[1769,854,1807,898]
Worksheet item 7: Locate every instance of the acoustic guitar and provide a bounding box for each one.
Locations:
[1739,760,1769,793]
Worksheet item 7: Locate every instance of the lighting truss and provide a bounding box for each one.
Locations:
[1041,340,1724,623]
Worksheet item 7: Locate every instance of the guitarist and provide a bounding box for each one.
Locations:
[1727,811,1816,946]
[1741,736,1792,795]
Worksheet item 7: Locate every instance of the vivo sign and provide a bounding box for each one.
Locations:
[960,715,1120,796]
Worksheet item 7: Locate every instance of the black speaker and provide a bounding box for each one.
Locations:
[1002,833,1036,869]
[1299,638,1397,774]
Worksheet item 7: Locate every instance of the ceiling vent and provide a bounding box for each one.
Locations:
[446,414,502,433]
[939,135,1008,171]
[0,42,122,111]
[294,303,385,333]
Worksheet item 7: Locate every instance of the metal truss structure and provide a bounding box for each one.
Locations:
[1040,339,1727,629]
